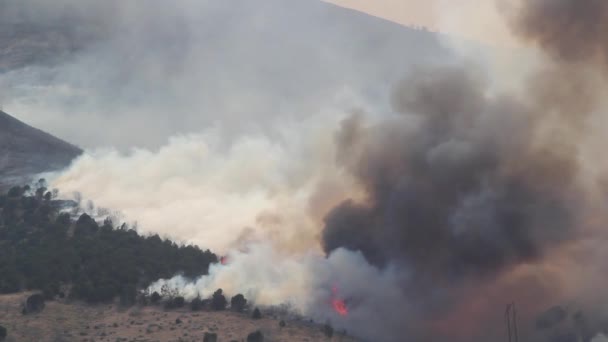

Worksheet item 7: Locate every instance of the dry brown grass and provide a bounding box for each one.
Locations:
[0,292,359,342]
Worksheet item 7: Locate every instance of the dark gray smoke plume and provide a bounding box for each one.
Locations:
[326,65,583,277]
[513,0,608,68]
[322,1,608,341]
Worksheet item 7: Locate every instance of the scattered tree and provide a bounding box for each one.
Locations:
[230,293,247,312]
[150,292,161,304]
[164,296,186,310]
[23,293,45,314]
[323,323,334,338]
[247,330,264,342]
[119,285,137,307]
[173,296,185,308]
[252,307,262,320]
[191,296,204,311]
[0,325,6,341]
[211,289,227,311]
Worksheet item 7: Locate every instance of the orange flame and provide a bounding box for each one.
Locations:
[220,256,229,265]
[331,286,349,316]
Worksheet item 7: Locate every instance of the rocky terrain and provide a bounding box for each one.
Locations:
[0,293,356,342]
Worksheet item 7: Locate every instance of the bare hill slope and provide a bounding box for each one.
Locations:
[0,110,82,189]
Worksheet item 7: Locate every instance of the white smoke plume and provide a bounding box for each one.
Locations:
[50,107,363,254]
[147,246,411,340]
[49,106,412,341]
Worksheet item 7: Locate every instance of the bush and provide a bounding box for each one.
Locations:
[247,330,264,342]
[173,296,185,308]
[150,292,161,304]
[42,283,60,300]
[252,307,262,319]
[211,289,227,311]
[191,297,204,311]
[323,323,334,338]
[230,294,247,312]
[164,296,185,310]
[120,285,137,307]
[0,325,6,341]
[203,332,218,342]
[7,186,23,198]
[23,293,45,314]
[279,320,286,328]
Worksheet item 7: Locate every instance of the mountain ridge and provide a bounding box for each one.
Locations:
[0,110,82,189]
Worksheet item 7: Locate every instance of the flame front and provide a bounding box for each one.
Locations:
[331,286,349,316]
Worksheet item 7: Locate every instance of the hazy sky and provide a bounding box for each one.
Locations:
[3,0,455,150]
[327,0,514,45]
[327,0,437,28]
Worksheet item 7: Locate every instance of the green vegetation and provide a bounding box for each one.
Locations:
[0,184,217,303]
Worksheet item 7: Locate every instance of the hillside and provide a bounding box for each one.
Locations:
[0,0,456,149]
[0,185,357,342]
[0,110,82,190]
[0,292,357,342]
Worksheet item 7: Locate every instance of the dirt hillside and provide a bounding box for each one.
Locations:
[0,293,359,342]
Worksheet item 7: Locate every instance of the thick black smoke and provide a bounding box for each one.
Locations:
[322,1,608,341]
[513,0,608,68]
[324,64,584,283]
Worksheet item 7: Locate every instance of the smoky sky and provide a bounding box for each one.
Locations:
[0,0,452,150]
[513,0,608,69]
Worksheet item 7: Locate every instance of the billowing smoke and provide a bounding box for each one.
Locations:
[39,0,608,341]
[512,0,608,68]
[320,0,608,340]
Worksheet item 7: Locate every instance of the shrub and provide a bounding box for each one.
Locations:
[164,296,185,310]
[211,289,227,311]
[247,330,264,342]
[150,292,161,304]
[42,283,60,300]
[323,323,334,338]
[203,332,218,342]
[120,285,137,307]
[251,307,262,320]
[279,320,286,328]
[7,186,23,198]
[173,296,185,308]
[230,294,247,312]
[23,293,45,314]
[0,325,6,341]
[191,297,204,311]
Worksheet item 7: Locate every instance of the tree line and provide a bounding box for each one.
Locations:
[0,182,218,304]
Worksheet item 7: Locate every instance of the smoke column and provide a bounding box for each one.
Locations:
[45,1,608,341]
